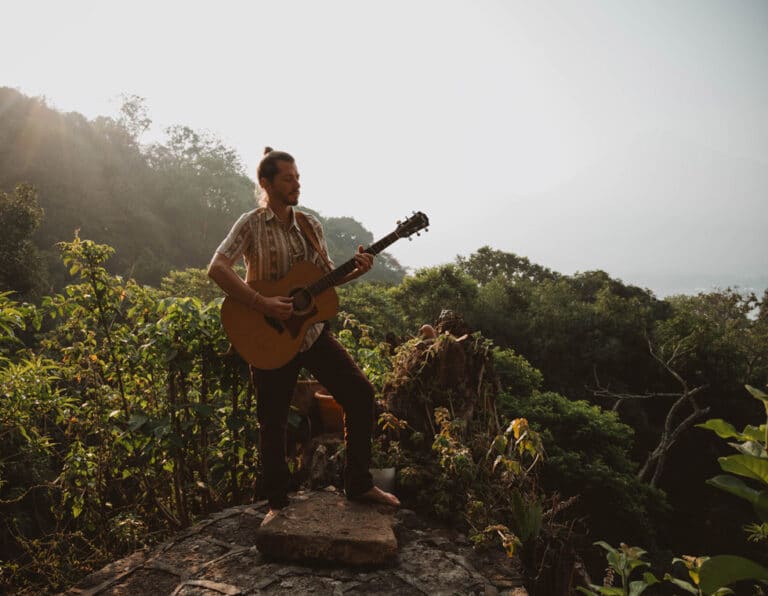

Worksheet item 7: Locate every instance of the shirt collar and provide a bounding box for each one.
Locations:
[265,206,300,231]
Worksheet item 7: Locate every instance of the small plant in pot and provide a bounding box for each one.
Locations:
[369,412,408,492]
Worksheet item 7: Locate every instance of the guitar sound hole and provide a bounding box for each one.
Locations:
[291,288,313,314]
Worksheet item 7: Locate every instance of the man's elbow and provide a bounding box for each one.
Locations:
[207,257,223,280]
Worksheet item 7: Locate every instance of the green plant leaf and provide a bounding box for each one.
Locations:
[754,490,768,523]
[718,454,768,484]
[628,580,650,596]
[742,425,767,443]
[698,419,744,440]
[731,440,766,458]
[746,385,768,403]
[699,555,768,594]
[706,474,759,504]
[128,413,149,432]
[663,574,699,594]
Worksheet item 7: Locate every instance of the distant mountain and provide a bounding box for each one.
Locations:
[498,131,768,296]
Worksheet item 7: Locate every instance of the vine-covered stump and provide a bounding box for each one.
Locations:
[383,327,500,439]
[256,490,398,566]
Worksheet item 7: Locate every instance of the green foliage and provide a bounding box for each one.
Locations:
[0,88,407,293]
[323,216,406,284]
[586,386,768,596]
[0,183,48,299]
[0,291,39,354]
[335,312,393,393]
[577,542,660,596]
[491,346,542,398]
[694,388,768,595]
[336,282,407,339]
[1,235,263,592]
[391,264,479,329]
[456,245,559,285]
[500,390,667,547]
[159,267,223,303]
[700,385,768,531]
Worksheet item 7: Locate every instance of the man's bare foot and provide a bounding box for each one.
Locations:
[261,508,281,526]
[354,486,401,507]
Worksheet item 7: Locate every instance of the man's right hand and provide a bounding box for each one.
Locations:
[257,295,294,320]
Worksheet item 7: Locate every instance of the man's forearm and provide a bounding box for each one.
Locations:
[207,258,262,310]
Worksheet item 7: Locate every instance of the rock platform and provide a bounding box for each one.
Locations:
[64,488,528,595]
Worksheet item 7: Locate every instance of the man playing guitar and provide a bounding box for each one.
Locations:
[208,147,400,520]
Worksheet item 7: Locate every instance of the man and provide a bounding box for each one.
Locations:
[208,147,400,518]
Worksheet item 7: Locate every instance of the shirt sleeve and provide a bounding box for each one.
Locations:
[216,211,253,261]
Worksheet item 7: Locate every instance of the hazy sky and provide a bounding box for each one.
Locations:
[4,1,767,294]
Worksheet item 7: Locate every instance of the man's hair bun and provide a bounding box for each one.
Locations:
[257,148,295,183]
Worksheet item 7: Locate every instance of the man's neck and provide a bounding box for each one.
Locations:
[267,199,293,226]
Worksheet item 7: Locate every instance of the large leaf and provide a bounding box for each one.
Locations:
[698,419,745,441]
[746,385,768,403]
[628,573,659,596]
[755,490,768,523]
[706,475,768,522]
[706,474,759,503]
[128,413,149,432]
[718,454,768,485]
[731,440,767,458]
[699,555,768,594]
[663,574,698,594]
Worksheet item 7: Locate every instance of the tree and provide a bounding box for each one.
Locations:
[0,183,47,298]
[323,216,407,284]
[391,264,479,330]
[456,246,558,285]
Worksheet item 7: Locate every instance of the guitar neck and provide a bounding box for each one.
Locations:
[308,231,401,295]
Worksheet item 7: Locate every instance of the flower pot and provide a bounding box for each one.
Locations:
[293,379,325,416]
[314,390,344,434]
[370,467,396,493]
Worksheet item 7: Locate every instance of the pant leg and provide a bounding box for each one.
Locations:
[251,358,300,509]
[300,327,375,498]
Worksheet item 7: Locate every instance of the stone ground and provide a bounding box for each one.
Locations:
[64,488,528,596]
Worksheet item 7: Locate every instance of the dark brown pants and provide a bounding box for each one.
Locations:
[250,326,374,509]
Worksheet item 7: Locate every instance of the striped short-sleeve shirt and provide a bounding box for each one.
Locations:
[216,206,333,352]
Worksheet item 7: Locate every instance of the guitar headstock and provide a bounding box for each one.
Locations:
[395,211,429,239]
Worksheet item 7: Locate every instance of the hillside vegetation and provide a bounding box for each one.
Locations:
[0,87,406,296]
[2,89,768,594]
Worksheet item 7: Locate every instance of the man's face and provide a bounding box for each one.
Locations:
[262,160,300,207]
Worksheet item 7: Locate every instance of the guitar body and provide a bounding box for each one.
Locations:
[221,260,339,370]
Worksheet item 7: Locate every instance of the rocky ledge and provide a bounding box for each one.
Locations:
[64,488,527,595]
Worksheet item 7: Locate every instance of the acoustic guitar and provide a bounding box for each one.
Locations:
[221,211,429,369]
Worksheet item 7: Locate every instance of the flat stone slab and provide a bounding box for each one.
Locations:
[255,490,398,566]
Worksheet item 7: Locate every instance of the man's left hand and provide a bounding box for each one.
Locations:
[353,245,374,275]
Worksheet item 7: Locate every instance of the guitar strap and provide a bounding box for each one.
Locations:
[295,211,334,271]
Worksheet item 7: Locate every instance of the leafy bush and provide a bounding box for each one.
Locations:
[500,390,668,549]
[1,236,261,592]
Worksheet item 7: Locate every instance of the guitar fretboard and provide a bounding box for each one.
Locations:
[307,231,401,296]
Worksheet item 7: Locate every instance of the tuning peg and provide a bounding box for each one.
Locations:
[396,219,402,225]
[416,232,421,236]
[408,237,413,241]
